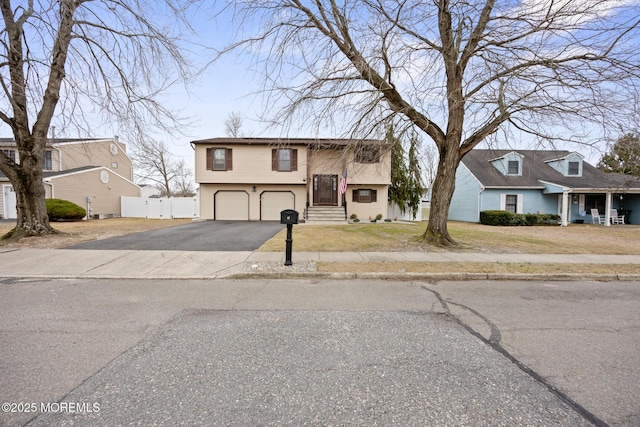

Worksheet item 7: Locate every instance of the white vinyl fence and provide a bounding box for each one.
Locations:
[387,201,424,221]
[121,196,198,219]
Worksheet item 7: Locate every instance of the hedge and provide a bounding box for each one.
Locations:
[480,210,560,226]
[46,198,86,221]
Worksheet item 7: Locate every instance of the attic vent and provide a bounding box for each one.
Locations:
[101,171,109,183]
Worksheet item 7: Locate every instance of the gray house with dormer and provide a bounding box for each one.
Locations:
[449,149,640,225]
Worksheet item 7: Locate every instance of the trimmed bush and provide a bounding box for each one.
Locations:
[46,198,86,221]
[480,210,515,226]
[480,210,560,226]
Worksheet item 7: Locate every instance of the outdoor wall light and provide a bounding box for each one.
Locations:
[252,185,256,192]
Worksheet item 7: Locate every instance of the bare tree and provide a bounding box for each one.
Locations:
[133,139,193,198]
[224,111,244,137]
[221,0,640,245]
[172,158,196,197]
[0,0,204,240]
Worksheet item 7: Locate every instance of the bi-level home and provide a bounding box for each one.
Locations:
[192,138,391,221]
[448,149,640,225]
[1,138,140,219]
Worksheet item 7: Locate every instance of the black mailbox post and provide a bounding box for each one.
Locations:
[280,209,299,266]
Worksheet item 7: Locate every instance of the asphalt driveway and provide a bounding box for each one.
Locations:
[65,221,284,251]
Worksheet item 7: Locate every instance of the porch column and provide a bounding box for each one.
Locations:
[561,191,569,226]
[605,192,612,227]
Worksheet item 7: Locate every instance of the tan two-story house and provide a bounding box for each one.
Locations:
[1,137,140,219]
[192,138,391,221]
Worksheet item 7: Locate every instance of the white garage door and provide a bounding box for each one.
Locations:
[261,191,295,220]
[215,191,249,220]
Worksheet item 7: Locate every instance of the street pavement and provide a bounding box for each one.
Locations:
[1,248,639,426]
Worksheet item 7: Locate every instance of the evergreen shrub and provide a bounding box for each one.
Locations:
[480,210,560,226]
[46,198,86,221]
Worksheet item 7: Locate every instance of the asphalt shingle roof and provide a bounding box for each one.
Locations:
[190,137,385,148]
[462,149,640,190]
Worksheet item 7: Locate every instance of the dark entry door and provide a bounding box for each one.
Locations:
[313,174,338,206]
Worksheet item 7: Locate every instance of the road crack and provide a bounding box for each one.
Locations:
[420,283,608,427]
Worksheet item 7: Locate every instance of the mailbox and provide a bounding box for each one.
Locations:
[280,209,299,225]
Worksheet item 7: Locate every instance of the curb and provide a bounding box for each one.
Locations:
[226,271,640,282]
[1,272,638,282]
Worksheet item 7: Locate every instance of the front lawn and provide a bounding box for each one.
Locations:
[259,221,640,254]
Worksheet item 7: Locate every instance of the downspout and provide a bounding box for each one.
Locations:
[477,186,485,223]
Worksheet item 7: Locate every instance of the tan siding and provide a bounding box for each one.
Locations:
[58,140,133,180]
[199,183,306,220]
[48,169,139,217]
[195,145,307,185]
[346,185,389,221]
[50,148,62,171]
[307,147,390,185]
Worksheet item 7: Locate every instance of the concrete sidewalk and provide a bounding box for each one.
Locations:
[1,247,639,280]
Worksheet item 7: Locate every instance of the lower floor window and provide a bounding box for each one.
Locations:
[505,194,517,213]
[353,189,377,203]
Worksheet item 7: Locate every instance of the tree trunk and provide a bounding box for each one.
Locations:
[2,155,55,241]
[422,143,461,246]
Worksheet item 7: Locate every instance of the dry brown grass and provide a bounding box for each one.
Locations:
[0,218,193,249]
[260,221,640,254]
[318,261,640,275]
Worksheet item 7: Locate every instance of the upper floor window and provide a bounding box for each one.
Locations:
[206,147,232,171]
[43,150,52,170]
[568,161,580,176]
[355,146,380,163]
[1,149,16,162]
[272,148,298,172]
[507,160,519,175]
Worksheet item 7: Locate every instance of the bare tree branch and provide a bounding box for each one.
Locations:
[0,0,208,239]
[220,0,640,244]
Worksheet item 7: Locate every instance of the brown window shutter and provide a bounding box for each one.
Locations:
[226,148,233,171]
[291,149,297,171]
[352,191,358,202]
[206,148,213,170]
[272,149,277,171]
[372,190,377,202]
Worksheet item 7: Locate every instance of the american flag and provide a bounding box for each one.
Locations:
[338,168,348,195]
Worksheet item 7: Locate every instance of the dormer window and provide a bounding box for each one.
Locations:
[490,151,524,176]
[568,161,580,176]
[543,152,583,177]
[507,160,519,175]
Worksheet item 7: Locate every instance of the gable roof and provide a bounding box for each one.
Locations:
[462,149,640,190]
[42,165,100,178]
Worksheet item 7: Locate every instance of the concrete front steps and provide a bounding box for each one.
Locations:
[305,206,347,223]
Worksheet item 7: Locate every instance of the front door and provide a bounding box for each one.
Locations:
[313,175,338,206]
